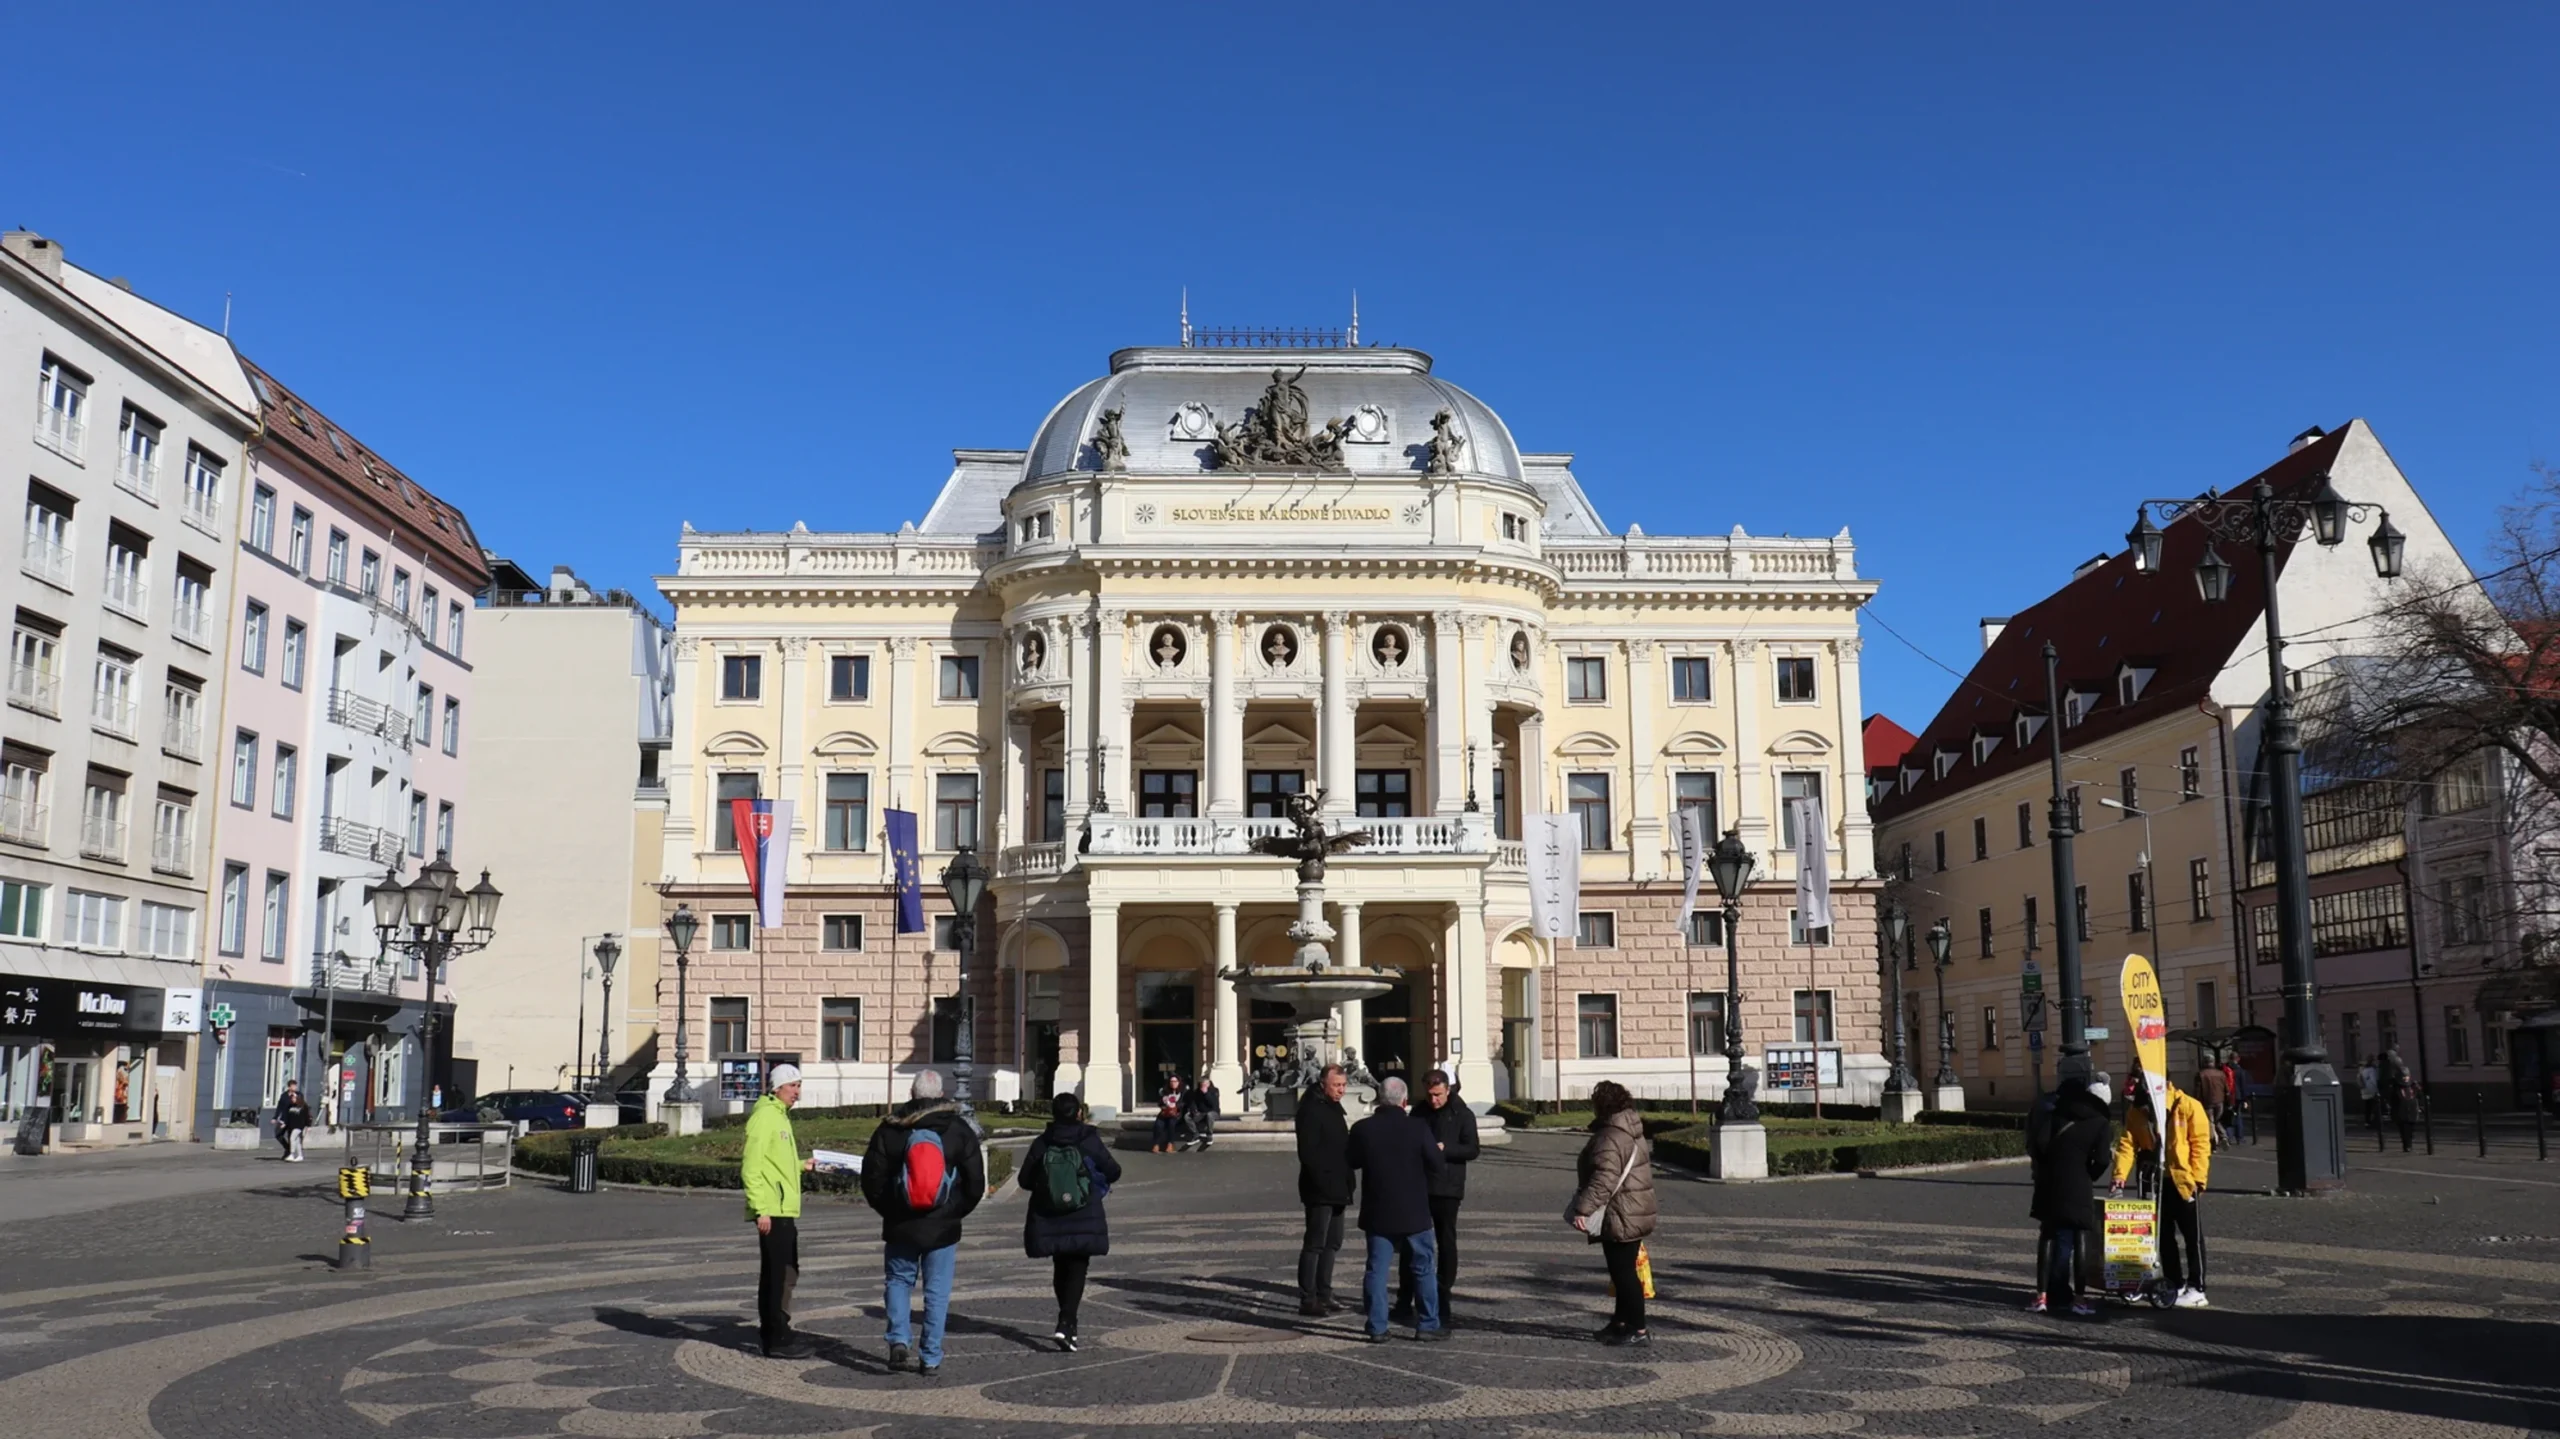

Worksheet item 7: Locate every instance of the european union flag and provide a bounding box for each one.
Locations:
[885,808,925,934]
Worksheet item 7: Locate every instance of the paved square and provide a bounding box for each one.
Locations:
[2,1132,2557,1436]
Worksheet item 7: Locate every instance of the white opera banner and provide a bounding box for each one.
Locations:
[1676,809,1711,934]
[1792,796,1833,933]
[1526,813,1583,940]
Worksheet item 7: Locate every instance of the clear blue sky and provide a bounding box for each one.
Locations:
[9,4,2555,728]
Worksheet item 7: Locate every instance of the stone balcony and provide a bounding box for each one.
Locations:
[1000,812,1496,877]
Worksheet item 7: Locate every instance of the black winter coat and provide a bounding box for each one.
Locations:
[1295,1091,1354,1207]
[1021,1121,1121,1259]
[2028,1084,2114,1232]
[1346,1104,1445,1237]
[1419,1092,1481,1200]
[860,1099,987,1251]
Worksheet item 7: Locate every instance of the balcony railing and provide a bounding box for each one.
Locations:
[322,817,384,862]
[90,692,137,739]
[182,480,221,533]
[1542,533,1861,583]
[8,664,58,717]
[1080,811,1494,859]
[151,830,192,877]
[0,797,45,847]
[78,815,126,862]
[20,534,71,588]
[1493,841,1528,871]
[998,842,1065,878]
[103,570,148,621]
[35,401,83,459]
[326,688,413,748]
[115,451,159,501]
[162,714,202,761]
[170,604,212,648]
[308,953,402,996]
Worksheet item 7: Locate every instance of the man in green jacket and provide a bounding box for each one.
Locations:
[743,1064,817,1358]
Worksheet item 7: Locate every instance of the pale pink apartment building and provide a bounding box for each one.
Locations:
[192,360,486,1133]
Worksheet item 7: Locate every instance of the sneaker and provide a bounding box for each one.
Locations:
[1364,1330,1389,1344]
[1412,1328,1449,1343]
[917,1363,939,1379]
[764,1335,819,1360]
[888,1343,911,1370]
[1603,1328,1652,1348]
[2173,1288,2210,1309]
[1298,1299,1325,1318]
[1059,1333,1080,1353]
[2070,1300,2099,1317]
[1593,1322,1628,1343]
[2025,1293,2048,1313]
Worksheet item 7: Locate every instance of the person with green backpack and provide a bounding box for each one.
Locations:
[1019,1091,1122,1352]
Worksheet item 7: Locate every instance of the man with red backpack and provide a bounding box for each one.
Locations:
[860,1070,985,1378]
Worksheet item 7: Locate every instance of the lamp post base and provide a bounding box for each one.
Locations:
[1930,1084,1967,1114]
[1709,1121,1767,1180]
[1880,1089,1925,1123]
[2276,1062,2348,1194]
[662,1099,703,1136]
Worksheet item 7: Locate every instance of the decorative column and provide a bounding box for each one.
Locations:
[1096,608,1130,814]
[1834,635,1875,877]
[1001,713,1032,851]
[1626,638,1661,877]
[1210,902,1243,1099]
[1320,611,1355,818]
[1338,902,1366,1065]
[1448,899,1495,1101]
[1731,639,1769,851]
[777,637,809,854]
[1063,615,1092,827]
[1429,610,1466,815]
[1518,712,1547,818]
[1084,902,1124,1118]
[665,636,702,850]
[1208,610,1243,819]
[1472,617,1499,817]
[887,636,918,812]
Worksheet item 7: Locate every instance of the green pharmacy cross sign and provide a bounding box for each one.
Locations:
[207,1003,236,1030]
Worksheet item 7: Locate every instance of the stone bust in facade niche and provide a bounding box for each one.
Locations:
[1372,626,1408,668]
[1152,625,1187,669]
[1262,625,1298,667]
[1510,630,1531,672]
[1020,632,1045,673]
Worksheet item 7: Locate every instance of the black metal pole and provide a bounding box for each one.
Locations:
[403,942,441,1222]
[2041,643,2090,1085]
[1933,959,1955,1091]
[670,949,693,1103]
[954,914,976,1117]
[595,968,615,1095]
[2254,482,2346,1193]
[1883,927,1915,1096]
[1721,898,1755,1124]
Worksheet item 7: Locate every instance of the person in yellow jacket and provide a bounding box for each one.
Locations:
[743,1064,818,1358]
[2109,1071,2212,1310]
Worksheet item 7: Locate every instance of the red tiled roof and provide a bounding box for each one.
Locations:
[239,356,488,587]
[1872,427,2350,820]
[1862,714,1919,773]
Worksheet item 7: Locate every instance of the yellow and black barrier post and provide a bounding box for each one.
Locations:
[336,1165,372,1271]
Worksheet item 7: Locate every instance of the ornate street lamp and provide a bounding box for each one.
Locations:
[1926,917,1955,1092]
[370,853,500,1222]
[591,934,622,1100]
[1708,829,1758,1125]
[664,904,699,1103]
[939,845,990,1118]
[1881,905,1917,1099]
[2126,468,2404,1192]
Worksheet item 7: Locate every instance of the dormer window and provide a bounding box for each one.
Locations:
[2117,664,2157,706]
[2064,690,2097,728]
[1933,747,1960,780]
[1900,764,1923,794]
[1971,731,2001,765]
[1500,511,1533,542]
[1017,509,1053,544]
[2014,712,2048,748]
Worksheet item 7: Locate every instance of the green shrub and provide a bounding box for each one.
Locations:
[513,1118,1012,1194]
[1917,1109,2027,1130]
[1649,1119,2023,1177]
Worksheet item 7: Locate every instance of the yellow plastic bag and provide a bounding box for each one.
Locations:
[1606,1242,1659,1300]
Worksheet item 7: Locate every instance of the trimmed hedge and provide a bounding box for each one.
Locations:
[515,1122,1013,1193]
[1651,1121,2024,1177]
[1918,1109,2027,1131]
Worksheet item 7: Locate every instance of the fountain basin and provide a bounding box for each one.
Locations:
[1226,967,1397,1017]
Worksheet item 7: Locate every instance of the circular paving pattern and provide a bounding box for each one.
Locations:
[1,1210,2556,1436]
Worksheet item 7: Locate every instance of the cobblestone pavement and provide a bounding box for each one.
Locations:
[2,1131,2557,1437]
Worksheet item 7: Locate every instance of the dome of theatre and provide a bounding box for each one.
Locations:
[1020,345,1527,485]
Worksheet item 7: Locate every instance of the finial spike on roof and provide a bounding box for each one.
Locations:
[1349,290,1360,346]
[1180,287,1191,348]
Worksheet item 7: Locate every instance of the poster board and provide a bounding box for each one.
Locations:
[2121,954,2169,1141]
[2102,1198,2161,1293]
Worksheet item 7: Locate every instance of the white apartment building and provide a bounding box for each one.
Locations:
[1,231,257,1144]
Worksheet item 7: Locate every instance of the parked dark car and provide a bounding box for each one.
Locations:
[441,1090,589,1130]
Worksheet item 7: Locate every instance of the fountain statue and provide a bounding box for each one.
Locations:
[1225,790,1395,1117]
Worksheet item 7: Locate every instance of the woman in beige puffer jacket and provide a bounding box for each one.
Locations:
[1567,1081,1657,1344]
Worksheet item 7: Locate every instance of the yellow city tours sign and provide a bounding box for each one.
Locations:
[2121,953,2169,1141]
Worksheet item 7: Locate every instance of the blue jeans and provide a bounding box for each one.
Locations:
[884,1242,958,1366]
[1363,1230,1441,1335]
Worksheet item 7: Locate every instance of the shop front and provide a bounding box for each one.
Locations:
[2,972,195,1150]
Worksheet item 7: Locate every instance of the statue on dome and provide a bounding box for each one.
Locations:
[1426,408,1467,476]
[1090,406,1129,472]
[1209,366,1352,471]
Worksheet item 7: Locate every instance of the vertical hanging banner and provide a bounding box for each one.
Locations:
[1675,809,1710,935]
[885,808,925,935]
[730,798,794,929]
[2121,953,2169,1139]
[1526,813,1583,940]
[1792,797,1832,932]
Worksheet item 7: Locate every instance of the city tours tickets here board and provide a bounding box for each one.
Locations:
[2103,1198,2162,1292]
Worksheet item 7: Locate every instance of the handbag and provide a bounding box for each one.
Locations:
[1572,1131,1645,1242]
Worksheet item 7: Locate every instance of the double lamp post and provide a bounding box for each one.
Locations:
[366,853,503,1222]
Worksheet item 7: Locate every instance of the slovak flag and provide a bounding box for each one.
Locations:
[730,798,794,929]
[885,808,925,935]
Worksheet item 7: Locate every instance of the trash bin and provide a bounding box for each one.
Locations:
[568,1133,601,1194]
